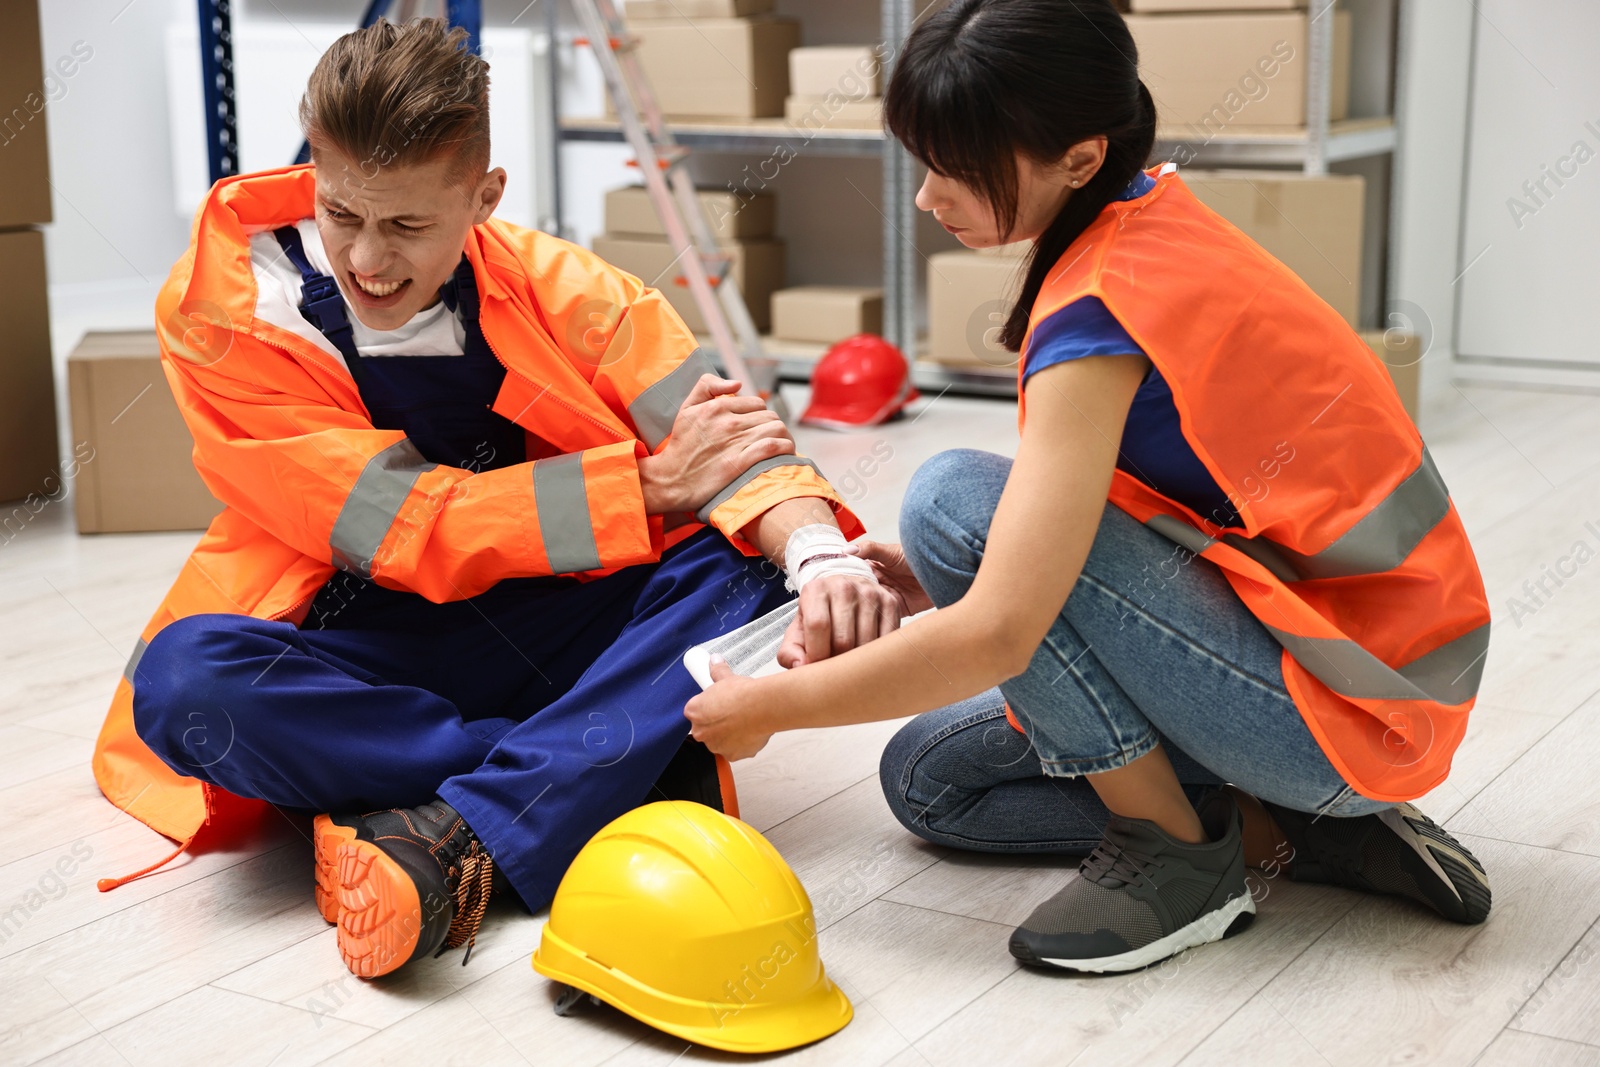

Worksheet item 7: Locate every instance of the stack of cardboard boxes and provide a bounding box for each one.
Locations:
[621,0,798,119]
[0,2,60,510]
[1124,0,1351,136]
[592,186,785,333]
[784,46,883,132]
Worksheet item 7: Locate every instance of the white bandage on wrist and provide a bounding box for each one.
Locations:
[783,523,876,593]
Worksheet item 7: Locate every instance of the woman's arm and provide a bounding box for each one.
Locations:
[685,351,1150,758]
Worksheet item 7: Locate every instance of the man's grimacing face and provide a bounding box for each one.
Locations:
[311,148,505,331]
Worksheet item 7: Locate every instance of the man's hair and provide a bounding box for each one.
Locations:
[300,18,490,186]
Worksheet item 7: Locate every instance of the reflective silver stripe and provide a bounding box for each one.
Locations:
[533,453,603,573]
[1222,449,1452,582]
[1145,514,1215,556]
[329,439,438,579]
[628,348,719,451]
[694,456,824,525]
[124,638,148,686]
[1265,622,1490,704]
[1394,622,1491,706]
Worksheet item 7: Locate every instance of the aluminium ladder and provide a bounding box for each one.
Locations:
[571,0,781,408]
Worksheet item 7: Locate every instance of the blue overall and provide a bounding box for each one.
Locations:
[131,230,793,910]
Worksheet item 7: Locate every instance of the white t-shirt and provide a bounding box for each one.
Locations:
[249,218,466,368]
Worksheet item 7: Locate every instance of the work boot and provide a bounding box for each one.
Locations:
[1262,800,1491,924]
[650,735,728,811]
[1009,793,1255,973]
[313,799,495,978]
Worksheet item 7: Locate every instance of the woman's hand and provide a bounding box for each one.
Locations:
[847,540,935,616]
[684,658,776,761]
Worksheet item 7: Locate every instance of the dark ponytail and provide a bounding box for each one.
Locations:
[884,0,1158,352]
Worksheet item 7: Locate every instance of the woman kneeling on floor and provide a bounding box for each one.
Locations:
[687,0,1493,974]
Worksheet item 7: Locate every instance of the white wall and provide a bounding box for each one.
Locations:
[1456,0,1600,380]
[40,0,192,296]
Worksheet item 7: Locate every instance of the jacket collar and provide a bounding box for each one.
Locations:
[184,164,517,333]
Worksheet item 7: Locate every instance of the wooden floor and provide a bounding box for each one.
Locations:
[6,379,1600,1067]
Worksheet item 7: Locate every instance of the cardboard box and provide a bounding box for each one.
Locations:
[1128,10,1351,131]
[626,0,773,17]
[591,234,785,333]
[604,185,776,242]
[788,46,881,99]
[927,250,1026,368]
[785,95,883,130]
[1183,169,1364,326]
[1130,0,1304,11]
[771,286,884,344]
[1360,329,1421,422]
[0,228,57,506]
[625,16,799,119]
[0,1,53,229]
[68,331,224,533]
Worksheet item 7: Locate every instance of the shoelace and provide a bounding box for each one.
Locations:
[1081,837,1157,888]
[440,842,495,966]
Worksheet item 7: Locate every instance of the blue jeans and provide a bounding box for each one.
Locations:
[879,449,1387,854]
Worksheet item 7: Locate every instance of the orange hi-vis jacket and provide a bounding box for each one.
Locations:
[92,166,861,884]
[1016,167,1490,803]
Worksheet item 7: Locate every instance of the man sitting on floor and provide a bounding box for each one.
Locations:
[91,18,897,978]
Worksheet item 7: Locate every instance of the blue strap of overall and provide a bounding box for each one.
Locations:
[272,226,362,370]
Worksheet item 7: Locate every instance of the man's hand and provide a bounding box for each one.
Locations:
[685,657,775,761]
[638,375,794,516]
[776,572,905,668]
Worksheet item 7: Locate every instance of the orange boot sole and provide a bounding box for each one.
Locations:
[331,834,426,978]
[312,814,350,924]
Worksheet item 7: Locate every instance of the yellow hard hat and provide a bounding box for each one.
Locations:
[532,800,853,1053]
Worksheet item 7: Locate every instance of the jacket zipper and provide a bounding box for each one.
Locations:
[248,329,357,624]
[267,588,319,623]
[477,311,629,443]
[255,327,370,419]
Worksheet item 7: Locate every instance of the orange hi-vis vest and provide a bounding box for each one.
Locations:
[1016,167,1490,803]
[92,166,861,886]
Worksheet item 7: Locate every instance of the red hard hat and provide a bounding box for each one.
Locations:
[800,334,920,430]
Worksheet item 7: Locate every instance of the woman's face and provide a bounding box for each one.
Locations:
[915,138,1108,249]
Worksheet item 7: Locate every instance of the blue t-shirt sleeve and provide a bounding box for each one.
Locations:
[1022,297,1146,384]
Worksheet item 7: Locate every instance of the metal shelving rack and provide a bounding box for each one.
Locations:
[546,0,1401,398]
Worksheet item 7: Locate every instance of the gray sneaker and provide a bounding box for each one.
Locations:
[1261,800,1491,924]
[1009,794,1255,973]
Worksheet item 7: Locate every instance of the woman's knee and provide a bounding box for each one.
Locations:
[877,692,1014,841]
[900,449,1011,600]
